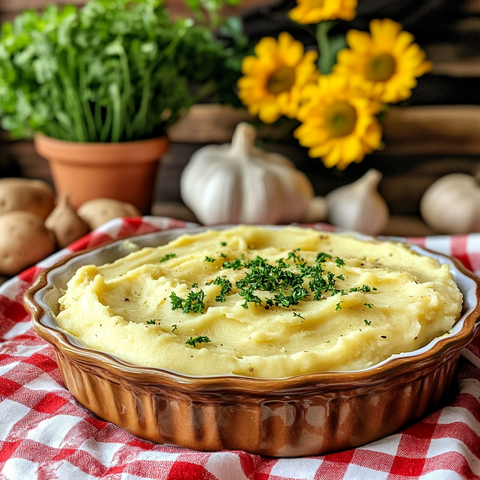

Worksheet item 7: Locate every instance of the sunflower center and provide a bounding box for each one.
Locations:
[324,102,358,137]
[266,66,296,95]
[365,53,396,82]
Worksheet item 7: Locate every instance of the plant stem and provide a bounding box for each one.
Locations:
[79,56,98,141]
[110,83,122,142]
[119,46,132,140]
[100,102,113,142]
[317,21,336,75]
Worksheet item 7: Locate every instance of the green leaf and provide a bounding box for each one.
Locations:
[0,0,242,141]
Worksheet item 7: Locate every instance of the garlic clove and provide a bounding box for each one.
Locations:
[45,193,90,248]
[300,196,328,223]
[326,169,389,235]
[420,173,480,234]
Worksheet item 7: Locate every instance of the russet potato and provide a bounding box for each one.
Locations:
[0,178,55,221]
[0,211,56,276]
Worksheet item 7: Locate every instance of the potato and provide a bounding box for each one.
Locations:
[0,178,55,221]
[77,198,141,230]
[45,193,90,248]
[0,211,56,276]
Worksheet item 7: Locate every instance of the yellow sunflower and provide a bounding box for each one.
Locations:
[334,19,432,104]
[294,74,383,169]
[237,32,319,124]
[289,0,357,24]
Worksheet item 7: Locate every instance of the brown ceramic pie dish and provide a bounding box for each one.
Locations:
[24,226,480,457]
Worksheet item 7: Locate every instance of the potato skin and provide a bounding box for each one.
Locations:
[77,198,141,230]
[0,178,55,221]
[0,211,56,276]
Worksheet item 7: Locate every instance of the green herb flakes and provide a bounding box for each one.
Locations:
[186,336,211,348]
[160,253,176,262]
[212,276,232,302]
[170,248,379,315]
[335,257,345,267]
[170,290,205,314]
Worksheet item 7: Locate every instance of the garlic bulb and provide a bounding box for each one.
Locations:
[300,196,328,223]
[326,169,389,235]
[45,193,90,248]
[420,171,480,234]
[180,122,314,225]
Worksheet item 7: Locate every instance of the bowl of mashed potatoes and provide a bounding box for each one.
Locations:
[25,225,480,457]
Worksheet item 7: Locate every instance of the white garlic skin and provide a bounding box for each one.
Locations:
[326,169,389,235]
[300,196,328,223]
[45,193,90,248]
[180,122,314,225]
[420,173,480,234]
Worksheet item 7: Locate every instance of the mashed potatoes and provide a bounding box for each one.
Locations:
[56,225,463,378]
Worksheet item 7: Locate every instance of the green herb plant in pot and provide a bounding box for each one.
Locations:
[0,0,243,213]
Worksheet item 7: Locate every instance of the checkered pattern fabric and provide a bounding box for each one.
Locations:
[0,216,479,480]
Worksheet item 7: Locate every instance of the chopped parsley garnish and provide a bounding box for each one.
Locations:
[170,250,377,315]
[335,302,342,311]
[172,324,178,332]
[212,276,232,302]
[220,241,227,246]
[364,303,373,308]
[287,249,303,263]
[240,288,263,309]
[276,258,290,269]
[170,290,205,314]
[364,319,372,326]
[316,252,331,263]
[293,312,304,319]
[272,284,308,308]
[335,257,345,267]
[222,258,243,270]
[186,335,211,348]
[146,319,156,325]
[350,285,373,293]
[159,253,176,262]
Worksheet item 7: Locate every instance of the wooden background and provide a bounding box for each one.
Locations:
[1,0,480,235]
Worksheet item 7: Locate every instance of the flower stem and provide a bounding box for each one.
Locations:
[317,21,336,74]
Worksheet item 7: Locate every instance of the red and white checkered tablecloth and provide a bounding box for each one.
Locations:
[0,216,479,480]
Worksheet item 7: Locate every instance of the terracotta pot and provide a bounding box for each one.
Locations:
[34,134,170,214]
